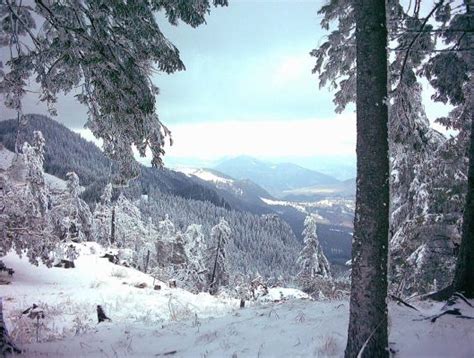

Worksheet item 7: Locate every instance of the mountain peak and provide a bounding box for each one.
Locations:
[214,157,340,197]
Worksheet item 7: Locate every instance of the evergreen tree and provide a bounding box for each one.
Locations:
[422,1,474,298]
[344,0,390,353]
[455,88,474,297]
[114,193,147,253]
[50,171,93,242]
[345,1,390,355]
[0,297,21,355]
[313,0,390,355]
[183,224,208,291]
[93,183,114,246]
[312,0,471,298]
[296,215,331,293]
[0,132,58,266]
[23,131,48,216]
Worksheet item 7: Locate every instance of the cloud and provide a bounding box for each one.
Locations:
[166,115,356,159]
[74,115,356,166]
[271,55,314,88]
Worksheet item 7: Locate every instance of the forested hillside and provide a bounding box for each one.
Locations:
[0,115,353,267]
[0,117,303,281]
[0,114,229,207]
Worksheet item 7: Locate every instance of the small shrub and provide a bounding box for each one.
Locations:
[316,335,338,357]
[110,268,128,279]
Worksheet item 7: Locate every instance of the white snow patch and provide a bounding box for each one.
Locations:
[258,287,311,303]
[174,168,233,184]
[260,197,308,214]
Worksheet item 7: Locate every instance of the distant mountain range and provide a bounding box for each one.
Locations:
[214,155,355,199]
[0,115,353,265]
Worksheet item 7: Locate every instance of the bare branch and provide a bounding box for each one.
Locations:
[399,1,445,85]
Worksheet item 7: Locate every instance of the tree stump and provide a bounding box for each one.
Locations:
[97,305,111,323]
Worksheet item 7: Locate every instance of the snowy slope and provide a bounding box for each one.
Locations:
[21,300,474,357]
[174,167,278,216]
[2,242,237,324]
[2,243,473,357]
[176,167,234,185]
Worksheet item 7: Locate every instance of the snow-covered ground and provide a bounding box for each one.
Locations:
[1,243,473,357]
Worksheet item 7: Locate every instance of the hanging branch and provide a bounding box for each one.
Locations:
[399,0,445,84]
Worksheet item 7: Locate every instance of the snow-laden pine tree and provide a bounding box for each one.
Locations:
[313,0,390,355]
[296,214,331,293]
[386,1,472,297]
[207,218,231,295]
[22,131,49,216]
[422,2,473,298]
[0,132,58,266]
[93,184,114,246]
[182,224,208,291]
[0,297,21,355]
[155,215,177,267]
[114,194,148,255]
[50,172,93,242]
[1,0,228,182]
[312,0,471,299]
[139,217,158,273]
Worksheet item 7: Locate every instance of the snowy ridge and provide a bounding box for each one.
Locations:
[174,168,234,185]
[260,197,308,214]
[174,167,245,197]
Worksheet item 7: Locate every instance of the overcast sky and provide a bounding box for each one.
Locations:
[0,0,450,172]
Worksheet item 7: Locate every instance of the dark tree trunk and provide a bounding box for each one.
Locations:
[0,298,21,355]
[345,0,389,357]
[454,106,474,298]
[110,206,116,245]
[209,236,222,295]
[144,250,151,274]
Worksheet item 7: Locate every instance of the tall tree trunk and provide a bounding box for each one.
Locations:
[345,0,389,357]
[110,206,116,245]
[454,103,474,297]
[209,236,222,295]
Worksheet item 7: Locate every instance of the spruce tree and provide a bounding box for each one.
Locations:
[296,214,331,293]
